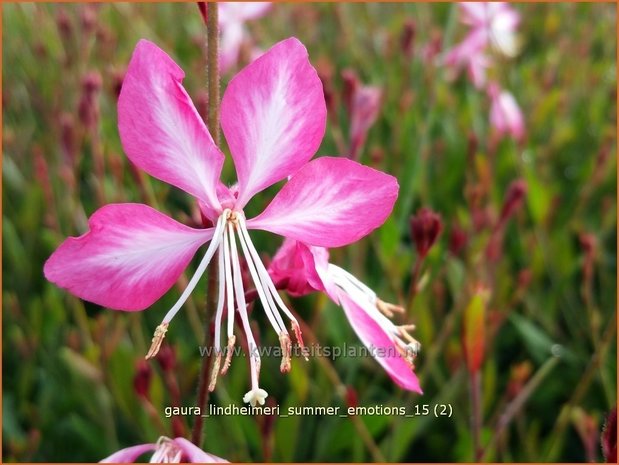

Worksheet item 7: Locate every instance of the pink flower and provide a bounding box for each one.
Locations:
[269,239,422,393]
[100,436,227,463]
[349,86,382,160]
[44,38,399,406]
[218,2,271,73]
[488,83,525,142]
[442,2,520,88]
[342,70,382,160]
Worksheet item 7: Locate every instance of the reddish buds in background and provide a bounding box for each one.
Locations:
[400,19,416,58]
[448,225,468,256]
[59,113,76,164]
[133,359,152,400]
[78,71,102,129]
[499,179,527,226]
[155,344,177,373]
[602,407,617,463]
[341,69,359,115]
[410,208,443,258]
[197,2,207,25]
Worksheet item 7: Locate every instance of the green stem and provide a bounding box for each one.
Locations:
[192,1,219,447]
[543,311,616,461]
[481,353,561,461]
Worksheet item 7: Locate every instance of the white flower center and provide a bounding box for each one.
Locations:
[150,437,182,463]
[147,209,305,405]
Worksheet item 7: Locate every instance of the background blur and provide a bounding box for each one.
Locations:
[2,2,617,462]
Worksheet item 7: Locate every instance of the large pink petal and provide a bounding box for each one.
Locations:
[118,40,224,215]
[220,37,326,207]
[174,438,229,463]
[100,443,156,463]
[336,289,422,393]
[44,204,213,311]
[246,157,398,247]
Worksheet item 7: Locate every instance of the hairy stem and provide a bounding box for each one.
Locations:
[192,2,219,447]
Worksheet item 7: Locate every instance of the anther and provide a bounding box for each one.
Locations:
[145,323,169,360]
[291,321,309,361]
[221,335,236,375]
[279,332,292,373]
[376,298,405,317]
[208,352,222,392]
[398,326,421,348]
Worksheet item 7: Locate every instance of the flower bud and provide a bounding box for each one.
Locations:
[133,359,152,399]
[78,71,102,129]
[59,113,76,164]
[498,179,527,226]
[156,344,177,372]
[80,4,97,35]
[410,208,443,258]
[345,386,358,410]
[341,69,359,115]
[197,2,207,25]
[56,8,72,43]
[400,19,416,58]
[602,407,617,463]
[448,225,467,256]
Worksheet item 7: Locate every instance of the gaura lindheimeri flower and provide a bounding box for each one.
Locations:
[269,239,422,393]
[442,2,520,88]
[100,436,227,463]
[488,82,525,142]
[44,38,399,406]
[218,2,271,73]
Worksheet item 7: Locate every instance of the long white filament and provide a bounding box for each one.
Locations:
[224,223,260,390]
[330,266,398,335]
[162,213,227,324]
[330,267,420,359]
[234,218,285,335]
[329,264,377,303]
[213,239,226,351]
[237,216,299,327]
[222,222,235,340]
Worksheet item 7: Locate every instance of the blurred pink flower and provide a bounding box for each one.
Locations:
[342,70,383,160]
[488,83,525,142]
[44,38,399,406]
[442,2,520,88]
[349,86,382,160]
[100,436,227,463]
[269,239,421,393]
[218,2,271,73]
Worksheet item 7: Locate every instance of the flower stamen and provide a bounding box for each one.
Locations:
[377,298,405,317]
[221,335,236,375]
[150,436,182,463]
[279,332,292,373]
[145,212,228,359]
[145,323,169,360]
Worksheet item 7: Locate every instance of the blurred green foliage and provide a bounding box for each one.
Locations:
[3,2,616,462]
